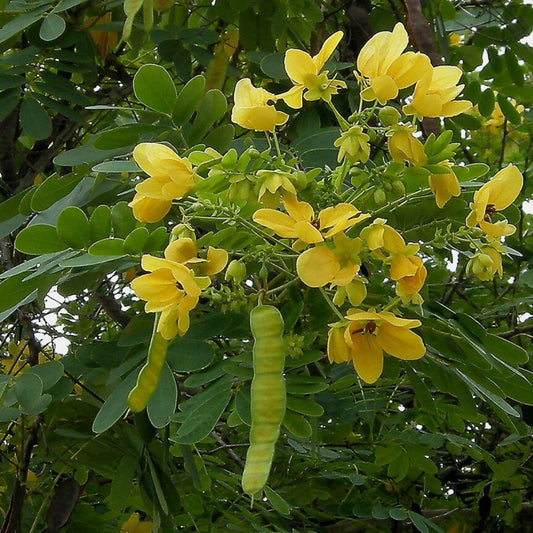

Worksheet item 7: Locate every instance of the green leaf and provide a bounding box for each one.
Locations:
[504,49,524,85]
[88,238,125,256]
[260,53,288,80]
[30,173,81,212]
[286,395,324,417]
[92,161,141,173]
[166,339,214,372]
[39,13,66,41]
[26,361,64,390]
[133,64,177,114]
[0,89,20,122]
[0,6,48,45]
[20,97,52,140]
[186,89,227,145]
[497,94,522,125]
[111,201,137,238]
[15,373,43,410]
[478,88,495,116]
[484,334,528,365]
[108,455,137,513]
[56,207,90,249]
[264,486,291,516]
[89,205,112,242]
[123,227,150,254]
[59,253,126,267]
[408,511,428,533]
[451,113,482,130]
[282,410,312,439]
[285,375,328,395]
[147,362,177,428]
[203,123,234,152]
[15,224,68,254]
[92,370,139,433]
[172,75,206,126]
[172,376,232,444]
[143,227,168,252]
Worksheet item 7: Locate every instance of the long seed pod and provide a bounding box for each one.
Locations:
[128,316,168,412]
[242,305,286,497]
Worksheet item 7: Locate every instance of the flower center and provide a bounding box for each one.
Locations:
[365,321,377,335]
[485,203,497,218]
[311,217,320,229]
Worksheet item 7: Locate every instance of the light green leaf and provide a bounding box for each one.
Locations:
[172,75,206,126]
[56,207,91,249]
[133,64,177,114]
[15,224,68,254]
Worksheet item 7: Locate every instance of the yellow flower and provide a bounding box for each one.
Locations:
[356,23,432,104]
[120,512,153,533]
[327,310,425,384]
[466,247,503,281]
[403,65,472,119]
[465,164,523,238]
[449,33,462,47]
[278,31,347,109]
[428,167,461,208]
[334,125,370,163]
[388,130,427,166]
[231,78,288,131]
[360,219,406,255]
[129,143,196,223]
[390,254,427,301]
[296,234,362,288]
[253,195,369,248]
[163,238,228,277]
[131,251,208,340]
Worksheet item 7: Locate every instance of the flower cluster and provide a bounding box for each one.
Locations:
[125,23,524,385]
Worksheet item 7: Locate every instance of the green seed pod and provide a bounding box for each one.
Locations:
[248,148,261,159]
[373,188,387,206]
[242,305,286,497]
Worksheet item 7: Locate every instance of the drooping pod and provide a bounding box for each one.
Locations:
[242,305,286,497]
[128,317,168,413]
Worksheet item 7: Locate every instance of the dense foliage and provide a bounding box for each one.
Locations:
[1,1,532,531]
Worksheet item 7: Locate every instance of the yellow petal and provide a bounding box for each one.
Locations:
[296,246,339,287]
[327,326,351,364]
[376,322,426,360]
[313,31,343,71]
[283,195,315,222]
[253,209,298,237]
[294,220,323,244]
[320,203,368,237]
[439,100,472,117]
[388,52,431,89]
[479,220,516,237]
[350,333,384,384]
[165,238,197,264]
[389,255,419,280]
[285,49,316,83]
[379,311,421,329]
[370,75,399,104]
[133,143,182,177]
[128,194,171,223]
[485,164,523,210]
[277,85,304,109]
[205,247,228,276]
[428,170,461,208]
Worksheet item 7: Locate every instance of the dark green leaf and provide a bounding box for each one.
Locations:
[31,173,81,212]
[283,410,312,439]
[504,49,524,85]
[264,486,291,516]
[147,362,178,428]
[15,373,43,410]
[89,205,112,242]
[111,201,137,238]
[0,88,20,122]
[497,94,522,125]
[39,13,66,41]
[123,227,149,254]
[92,370,139,433]
[166,339,214,372]
[26,361,64,390]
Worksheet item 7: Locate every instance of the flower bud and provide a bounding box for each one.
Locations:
[379,106,401,126]
[391,180,406,196]
[172,224,196,240]
[224,260,247,284]
[373,188,386,205]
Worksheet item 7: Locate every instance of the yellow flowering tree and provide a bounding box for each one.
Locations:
[0,3,532,532]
